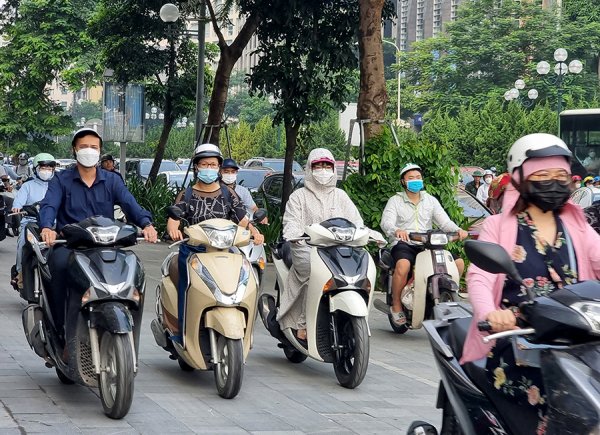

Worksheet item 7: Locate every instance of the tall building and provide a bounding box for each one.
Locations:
[396,0,562,52]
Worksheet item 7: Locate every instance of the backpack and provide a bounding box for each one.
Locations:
[182,185,233,219]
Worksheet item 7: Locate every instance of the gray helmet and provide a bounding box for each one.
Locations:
[192,143,223,166]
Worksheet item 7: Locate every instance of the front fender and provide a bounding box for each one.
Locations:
[205,307,246,339]
[329,291,369,317]
[89,302,133,333]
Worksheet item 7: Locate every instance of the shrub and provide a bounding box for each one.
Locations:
[126,176,175,236]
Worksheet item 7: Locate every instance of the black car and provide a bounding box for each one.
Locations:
[125,159,181,181]
[254,172,306,207]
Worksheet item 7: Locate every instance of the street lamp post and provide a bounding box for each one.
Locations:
[160,3,205,147]
[536,48,583,137]
[382,39,401,124]
[504,79,538,108]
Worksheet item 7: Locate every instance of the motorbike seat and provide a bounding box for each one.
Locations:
[280,241,293,270]
[169,254,179,287]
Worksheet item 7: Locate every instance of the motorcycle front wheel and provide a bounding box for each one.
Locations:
[438,289,460,303]
[213,334,244,399]
[98,331,134,419]
[333,314,369,389]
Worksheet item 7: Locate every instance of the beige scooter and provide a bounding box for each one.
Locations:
[151,207,267,399]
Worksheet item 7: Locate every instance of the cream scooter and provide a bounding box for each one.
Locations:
[151,207,267,399]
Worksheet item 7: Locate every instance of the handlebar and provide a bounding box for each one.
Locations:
[169,238,190,249]
[39,240,67,247]
[478,321,493,332]
[482,328,536,344]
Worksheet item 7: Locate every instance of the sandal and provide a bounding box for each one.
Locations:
[292,329,308,348]
[390,309,407,325]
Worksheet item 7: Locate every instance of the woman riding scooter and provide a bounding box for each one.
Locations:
[462,133,600,434]
[166,144,264,342]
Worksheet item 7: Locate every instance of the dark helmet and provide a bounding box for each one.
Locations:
[192,144,223,166]
[18,153,28,162]
[221,158,239,170]
[100,154,115,163]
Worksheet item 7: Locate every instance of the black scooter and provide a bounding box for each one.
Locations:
[22,215,146,419]
[408,240,600,435]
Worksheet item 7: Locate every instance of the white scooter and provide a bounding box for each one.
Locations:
[374,229,461,333]
[259,218,378,389]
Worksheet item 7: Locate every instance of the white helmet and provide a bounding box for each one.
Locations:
[192,143,223,165]
[483,169,493,176]
[400,163,422,179]
[507,133,571,175]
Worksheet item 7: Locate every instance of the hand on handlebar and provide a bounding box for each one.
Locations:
[395,229,409,242]
[253,233,265,245]
[169,229,183,242]
[458,229,469,241]
[486,309,519,333]
[142,225,158,243]
[41,228,57,246]
[11,208,20,214]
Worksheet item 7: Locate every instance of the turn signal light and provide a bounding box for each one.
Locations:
[323,278,335,292]
[258,257,266,270]
[133,288,141,302]
[82,288,91,303]
[365,278,372,291]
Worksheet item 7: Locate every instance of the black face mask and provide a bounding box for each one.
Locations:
[523,180,571,212]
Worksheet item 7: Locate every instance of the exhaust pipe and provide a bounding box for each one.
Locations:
[373,298,391,315]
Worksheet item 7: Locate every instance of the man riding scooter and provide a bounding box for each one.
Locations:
[39,128,158,336]
[10,153,57,289]
[380,163,468,327]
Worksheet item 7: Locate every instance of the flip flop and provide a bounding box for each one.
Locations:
[390,309,407,325]
[293,329,308,348]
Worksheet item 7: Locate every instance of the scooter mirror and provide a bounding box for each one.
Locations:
[465,240,526,287]
[252,208,267,224]
[167,206,185,220]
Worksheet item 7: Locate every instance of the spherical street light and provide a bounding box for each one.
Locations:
[151,114,157,120]
[537,61,551,75]
[554,62,568,76]
[569,59,583,74]
[151,107,158,114]
[159,113,164,120]
[160,3,180,23]
[515,79,525,90]
[509,88,519,100]
[554,48,568,63]
[504,90,512,101]
[145,113,150,119]
[81,117,86,124]
[182,117,188,123]
[528,89,539,100]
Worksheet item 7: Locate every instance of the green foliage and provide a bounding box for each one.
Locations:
[125,176,175,236]
[420,100,559,172]
[343,127,464,234]
[68,101,103,122]
[0,0,91,153]
[296,111,348,161]
[254,192,283,259]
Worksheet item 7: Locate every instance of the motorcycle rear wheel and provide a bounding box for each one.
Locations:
[439,289,460,303]
[214,334,244,399]
[98,331,134,419]
[55,367,75,385]
[333,314,369,389]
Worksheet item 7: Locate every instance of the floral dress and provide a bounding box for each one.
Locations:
[486,211,578,435]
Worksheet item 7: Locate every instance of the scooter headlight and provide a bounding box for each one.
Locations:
[571,302,600,334]
[202,225,237,250]
[86,225,120,244]
[429,234,449,246]
[189,256,247,305]
[328,226,356,242]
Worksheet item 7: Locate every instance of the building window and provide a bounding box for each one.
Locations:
[451,0,459,21]
[228,23,233,36]
[400,0,408,51]
[61,102,67,108]
[416,0,425,42]
[61,88,68,95]
[433,0,442,38]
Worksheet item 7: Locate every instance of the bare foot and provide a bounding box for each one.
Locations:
[297,329,307,340]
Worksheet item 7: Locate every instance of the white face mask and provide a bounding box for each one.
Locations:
[38,169,53,181]
[590,152,596,158]
[76,148,100,168]
[312,168,335,185]
[484,177,492,184]
[221,173,237,185]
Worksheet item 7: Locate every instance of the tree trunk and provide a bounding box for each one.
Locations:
[147,114,175,183]
[281,121,300,215]
[357,0,389,143]
[203,9,259,145]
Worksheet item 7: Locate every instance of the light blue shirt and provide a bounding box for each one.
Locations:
[13,177,50,210]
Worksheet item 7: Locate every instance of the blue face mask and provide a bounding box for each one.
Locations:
[406,180,424,193]
[197,168,219,184]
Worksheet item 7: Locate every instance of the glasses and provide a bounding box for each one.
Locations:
[528,170,570,186]
[198,163,219,169]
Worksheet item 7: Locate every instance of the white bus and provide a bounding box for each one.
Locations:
[560,109,600,177]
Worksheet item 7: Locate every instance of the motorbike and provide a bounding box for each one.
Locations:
[21,215,146,419]
[151,206,267,399]
[8,203,40,293]
[258,218,378,389]
[408,240,600,435]
[239,239,266,294]
[374,230,462,334]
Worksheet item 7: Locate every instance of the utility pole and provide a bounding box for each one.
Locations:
[194,2,206,147]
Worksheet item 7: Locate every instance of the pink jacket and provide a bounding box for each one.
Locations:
[460,200,600,364]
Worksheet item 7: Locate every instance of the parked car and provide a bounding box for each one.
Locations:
[176,158,191,169]
[571,186,600,208]
[125,159,181,180]
[156,170,192,192]
[245,157,303,172]
[236,168,270,192]
[254,172,306,207]
[456,166,485,186]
